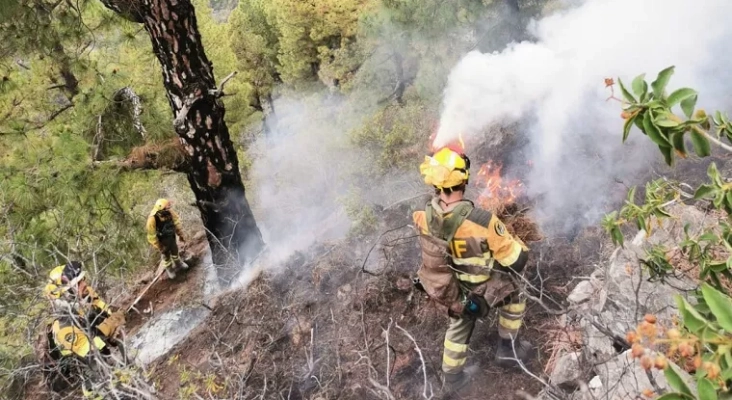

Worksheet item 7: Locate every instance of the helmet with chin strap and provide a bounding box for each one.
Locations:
[419,147,471,191]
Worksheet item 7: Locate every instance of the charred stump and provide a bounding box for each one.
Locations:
[99,0,264,271]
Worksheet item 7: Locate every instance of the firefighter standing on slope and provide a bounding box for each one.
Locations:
[412,146,534,392]
[147,198,189,279]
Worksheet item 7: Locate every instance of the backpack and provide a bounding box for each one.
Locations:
[154,210,176,238]
[415,201,474,307]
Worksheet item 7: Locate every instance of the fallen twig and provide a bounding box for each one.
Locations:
[395,322,433,400]
[361,224,410,276]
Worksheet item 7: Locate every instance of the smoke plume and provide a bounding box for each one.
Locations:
[245,93,382,266]
[434,0,732,235]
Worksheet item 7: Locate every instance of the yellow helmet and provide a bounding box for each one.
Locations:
[154,198,171,212]
[419,147,470,190]
[45,262,85,299]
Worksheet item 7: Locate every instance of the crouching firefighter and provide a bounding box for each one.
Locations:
[412,146,534,392]
[43,261,125,340]
[42,262,126,363]
[147,198,189,279]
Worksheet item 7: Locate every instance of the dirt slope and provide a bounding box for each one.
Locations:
[140,203,604,400]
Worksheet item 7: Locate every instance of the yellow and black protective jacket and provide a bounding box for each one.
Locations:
[43,265,110,316]
[413,197,528,298]
[48,316,108,359]
[146,207,185,249]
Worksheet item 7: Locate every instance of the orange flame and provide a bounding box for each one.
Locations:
[474,160,523,212]
[426,125,523,211]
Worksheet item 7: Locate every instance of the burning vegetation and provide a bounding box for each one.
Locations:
[429,129,541,243]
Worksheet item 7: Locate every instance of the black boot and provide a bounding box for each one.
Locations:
[494,337,535,369]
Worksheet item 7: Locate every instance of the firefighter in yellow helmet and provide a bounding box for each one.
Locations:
[42,262,126,360]
[147,198,188,279]
[412,146,534,393]
[44,261,110,320]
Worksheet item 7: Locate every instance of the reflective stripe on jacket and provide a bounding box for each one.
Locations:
[413,198,527,284]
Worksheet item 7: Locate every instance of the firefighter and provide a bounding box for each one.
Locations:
[43,261,124,341]
[47,315,111,359]
[146,198,188,279]
[412,146,534,392]
[44,262,110,319]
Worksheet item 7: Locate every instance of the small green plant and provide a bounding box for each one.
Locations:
[339,188,379,239]
[602,178,677,246]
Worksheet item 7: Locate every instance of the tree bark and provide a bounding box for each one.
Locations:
[113,87,148,141]
[99,0,264,270]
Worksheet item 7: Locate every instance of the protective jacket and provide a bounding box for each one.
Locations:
[43,265,109,316]
[47,316,108,359]
[412,197,528,312]
[146,207,185,250]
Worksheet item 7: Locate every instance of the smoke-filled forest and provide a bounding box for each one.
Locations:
[2,0,732,399]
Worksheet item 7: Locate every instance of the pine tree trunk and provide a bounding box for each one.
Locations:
[99,0,264,270]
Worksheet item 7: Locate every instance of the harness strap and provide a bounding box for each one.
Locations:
[425,200,474,244]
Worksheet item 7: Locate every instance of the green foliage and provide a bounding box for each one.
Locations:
[617,66,732,167]
[608,68,732,399]
[339,188,378,239]
[229,0,369,94]
[349,100,434,172]
[601,179,677,247]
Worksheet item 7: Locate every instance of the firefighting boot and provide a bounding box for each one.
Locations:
[165,267,176,279]
[173,256,189,270]
[442,365,478,394]
[494,337,535,369]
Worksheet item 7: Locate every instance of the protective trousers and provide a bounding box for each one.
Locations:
[442,286,526,374]
[158,234,181,270]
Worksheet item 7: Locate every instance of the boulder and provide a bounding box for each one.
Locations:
[563,203,708,400]
[567,281,595,304]
[578,318,615,364]
[550,352,583,388]
[588,376,602,397]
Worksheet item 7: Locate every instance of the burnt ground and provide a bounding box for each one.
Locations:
[16,200,607,400]
[118,231,211,337]
[139,201,605,400]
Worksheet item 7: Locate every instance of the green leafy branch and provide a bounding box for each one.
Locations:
[627,284,732,400]
[614,66,732,166]
[601,179,678,247]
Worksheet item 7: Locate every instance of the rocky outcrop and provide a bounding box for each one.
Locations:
[544,204,707,399]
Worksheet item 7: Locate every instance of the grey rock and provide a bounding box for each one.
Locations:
[588,375,602,396]
[605,226,696,326]
[579,318,615,364]
[568,281,595,304]
[336,283,352,300]
[550,352,582,387]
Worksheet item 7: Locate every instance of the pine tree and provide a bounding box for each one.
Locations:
[98,0,264,270]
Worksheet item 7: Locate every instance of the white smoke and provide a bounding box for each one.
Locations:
[434,0,732,234]
[246,92,378,265]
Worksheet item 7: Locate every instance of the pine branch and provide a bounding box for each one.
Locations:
[98,0,145,23]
